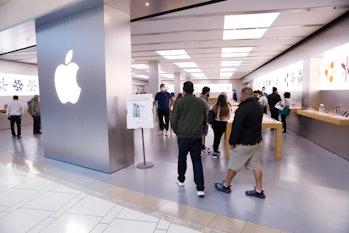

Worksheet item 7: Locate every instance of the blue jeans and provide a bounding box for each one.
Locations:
[177,137,205,191]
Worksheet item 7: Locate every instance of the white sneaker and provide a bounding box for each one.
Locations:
[158,130,163,135]
[165,130,169,136]
[176,179,184,187]
[197,191,205,198]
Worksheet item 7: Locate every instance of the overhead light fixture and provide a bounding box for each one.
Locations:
[223,29,267,40]
[156,49,190,60]
[224,12,280,29]
[161,74,174,79]
[221,61,242,66]
[221,47,253,57]
[184,68,202,73]
[220,73,234,78]
[132,64,149,69]
[133,74,148,79]
[220,68,237,72]
[175,62,197,68]
[191,73,206,78]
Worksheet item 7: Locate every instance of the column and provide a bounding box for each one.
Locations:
[35,1,133,173]
[146,60,160,95]
[174,71,181,96]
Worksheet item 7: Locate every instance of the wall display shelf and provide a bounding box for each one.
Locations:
[297,110,349,126]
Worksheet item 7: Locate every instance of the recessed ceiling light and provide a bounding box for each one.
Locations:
[220,73,234,77]
[175,62,197,68]
[184,68,202,73]
[221,47,253,57]
[161,74,174,78]
[220,68,237,72]
[221,61,242,66]
[156,49,190,60]
[224,12,280,29]
[191,73,206,78]
[223,29,267,40]
[145,2,150,6]
[133,74,148,79]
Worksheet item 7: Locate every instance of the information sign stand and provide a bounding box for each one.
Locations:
[126,94,154,169]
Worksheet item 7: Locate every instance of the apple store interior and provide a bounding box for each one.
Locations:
[0,1,349,233]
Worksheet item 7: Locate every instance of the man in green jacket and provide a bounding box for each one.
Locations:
[171,81,207,197]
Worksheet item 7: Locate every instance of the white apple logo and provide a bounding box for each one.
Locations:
[54,50,81,104]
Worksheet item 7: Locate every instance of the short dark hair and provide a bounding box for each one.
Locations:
[272,87,277,92]
[160,84,165,88]
[201,86,210,94]
[183,81,194,94]
[284,92,291,98]
[13,95,18,100]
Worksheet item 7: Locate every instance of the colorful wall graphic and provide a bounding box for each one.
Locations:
[321,42,349,90]
[0,73,39,96]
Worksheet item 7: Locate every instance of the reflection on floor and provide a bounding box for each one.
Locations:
[0,125,348,233]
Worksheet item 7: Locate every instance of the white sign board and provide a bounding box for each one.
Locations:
[0,73,39,96]
[127,94,154,129]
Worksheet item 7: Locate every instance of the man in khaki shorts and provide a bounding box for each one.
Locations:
[214,87,265,199]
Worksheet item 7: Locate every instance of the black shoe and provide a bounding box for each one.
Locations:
[17,136,22,139]
[211,152,218,159]
[214,182,231,193]
[245,188,265,199]
[216,150,221,155]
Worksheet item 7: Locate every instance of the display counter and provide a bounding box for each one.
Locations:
[225,114,283,161]
[297,110,349,126]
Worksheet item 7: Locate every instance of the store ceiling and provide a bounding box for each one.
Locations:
[0,0,348,80]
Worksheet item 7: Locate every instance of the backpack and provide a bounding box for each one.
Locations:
[27,100,33,115]
[208,109,215,124]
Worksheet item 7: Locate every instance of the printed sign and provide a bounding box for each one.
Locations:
[127,94,154,129]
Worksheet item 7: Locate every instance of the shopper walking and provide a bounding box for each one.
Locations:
[171,81,206,198]
[215,87,265,199]
[267,87,281,121]
[211,94,231,159]
[6,95,24,139]
[279,92,291,133]
[199,86,211,154]
[27,95,41,134]
[153,84,173,136]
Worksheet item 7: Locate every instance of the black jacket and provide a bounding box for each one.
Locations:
[229,97,263,145]
[267,92,281,110]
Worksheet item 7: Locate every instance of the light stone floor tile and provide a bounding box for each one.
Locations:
[158,201,192,218]
[15,176,54,190]
[90,223,108,233]
[242,222,281,233]
[23,191,77,211]
[209,214,247,233]
[100,204,123,224]
[181,208,217,226]
[116,207,159,222]
[136,195,168,210]
[100,185,129,197]
[40,213,101,233]
[27,217,56,233]
[67,195,115,217]
[0,174,28,190]
[154,230,167,233]
[0,208,52,233]
[50,198,81,218]
[103,218,157,233]
[49,184,81,194]
[116,190,147,203]
[167,224,203,233]
[157,219,170,230]
[0,188,37,206]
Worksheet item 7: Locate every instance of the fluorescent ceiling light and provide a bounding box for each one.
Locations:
[220,68,237,72]
[191,73,206,78]
[224,12,280,29]
[221,47,253,58]
[223,29,267,40]
[221,61,242,66]
[132,64,149,69]
[184,68,202,73]
[220,73,233,77]
[175,62,197,68]
[156,49,190,60]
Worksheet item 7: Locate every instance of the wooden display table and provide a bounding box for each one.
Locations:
[225,114,283,160]
[297,110,349,126]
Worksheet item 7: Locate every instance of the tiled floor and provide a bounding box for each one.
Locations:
[0,124,349,233]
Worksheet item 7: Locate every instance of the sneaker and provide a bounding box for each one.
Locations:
[211,152,218,159]
[12,136,16,139]
[176,179,184,187]
[206,148,212,154]
[214,182,231,193]
[245,188,266,199]
[17,136,22,139]
[165,130,169,136]
[158,130,163,135]
[197,191,205,198]
[216,150,221,155]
